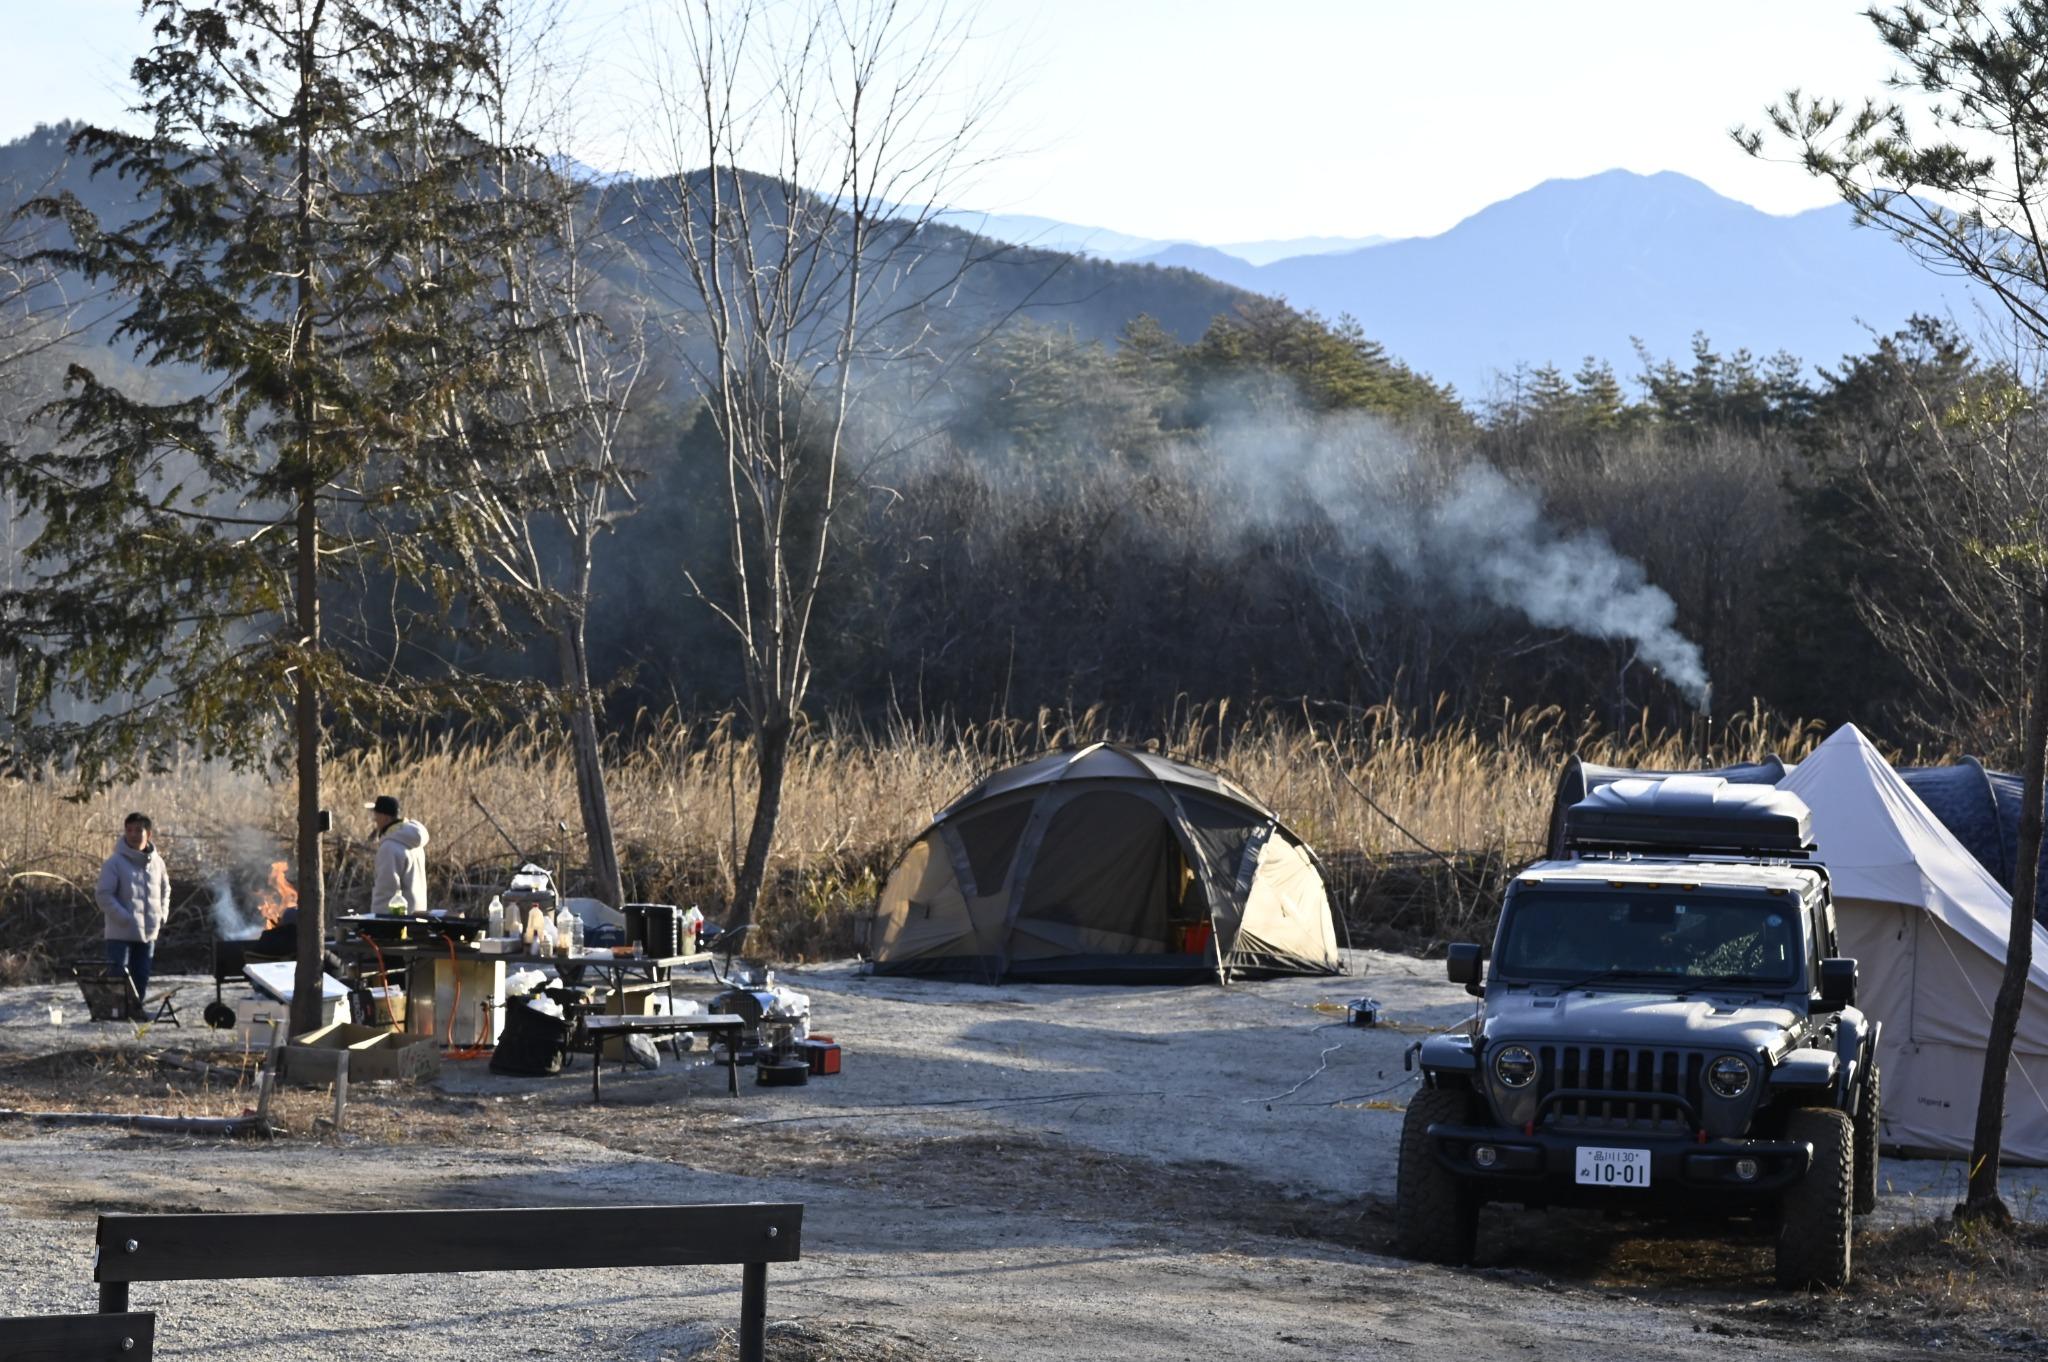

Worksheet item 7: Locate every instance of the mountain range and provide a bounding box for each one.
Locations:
[3,119,1986,406]
[1124,170,1978,397]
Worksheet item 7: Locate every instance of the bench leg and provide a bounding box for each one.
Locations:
[739,1261,766,1362]
[100,1280,128,1313]
[727,1038,739,1097]
[592,1048,602,1104]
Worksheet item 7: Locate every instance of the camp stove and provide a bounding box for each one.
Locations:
[709,966,811,1086]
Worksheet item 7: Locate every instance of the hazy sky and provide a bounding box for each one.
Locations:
[2,0,1903,242]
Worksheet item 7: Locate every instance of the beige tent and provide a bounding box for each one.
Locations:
[1781,725,2048,1163]
[873,743,1341,983]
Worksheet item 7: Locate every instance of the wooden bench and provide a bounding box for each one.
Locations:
[579,1011,748,1103]
[0,1310,153,1360]
[76,1203,801,1362]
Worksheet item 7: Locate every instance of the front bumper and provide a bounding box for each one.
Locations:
[1427,1122,1812,1194]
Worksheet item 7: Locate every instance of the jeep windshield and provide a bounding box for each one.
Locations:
[1495,889,1801,988]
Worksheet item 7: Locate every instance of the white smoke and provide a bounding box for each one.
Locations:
[209,870,263,941]
[1419,465,1709,706]
[1183,407,1714,709]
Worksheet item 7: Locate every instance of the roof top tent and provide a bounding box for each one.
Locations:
[1549,753,2048,924]
[871,743,1342,983]
[1546,756,1792,858]
[1562,775,1814,856]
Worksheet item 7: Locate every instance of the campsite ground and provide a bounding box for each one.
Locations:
[0,953,2043,1360]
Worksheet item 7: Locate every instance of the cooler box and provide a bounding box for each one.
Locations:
[799,1038,841,1076]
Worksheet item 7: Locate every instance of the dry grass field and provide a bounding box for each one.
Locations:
[0,701,1830,975]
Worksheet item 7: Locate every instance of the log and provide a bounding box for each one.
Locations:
[0,1108,262,1136]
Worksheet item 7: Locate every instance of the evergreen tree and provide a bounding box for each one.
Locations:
[5,0,562,1031]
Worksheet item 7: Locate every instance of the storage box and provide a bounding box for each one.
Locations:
[284,1022,441,1085]
[799,1038,841,1076]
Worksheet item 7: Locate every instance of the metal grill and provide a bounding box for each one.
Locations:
[1535,1044,1705,1130]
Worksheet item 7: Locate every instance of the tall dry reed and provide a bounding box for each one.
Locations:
[0,701,1836,968]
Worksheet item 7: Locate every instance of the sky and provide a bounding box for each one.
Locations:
[0,0,1905,243]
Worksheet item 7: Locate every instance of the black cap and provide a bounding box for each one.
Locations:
[366,794,401,818]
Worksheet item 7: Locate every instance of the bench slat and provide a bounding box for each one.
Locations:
[0,1310,153,1360]
[96,1204,801,1283]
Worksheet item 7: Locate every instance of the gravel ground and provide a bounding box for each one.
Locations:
[0,952,2037,1359]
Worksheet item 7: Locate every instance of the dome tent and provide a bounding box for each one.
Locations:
[872,743,1341,983]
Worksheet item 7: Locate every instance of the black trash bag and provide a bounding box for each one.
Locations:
[490,1001,573,1077]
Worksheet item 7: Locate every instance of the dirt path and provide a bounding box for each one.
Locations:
[0,953,2035,1359]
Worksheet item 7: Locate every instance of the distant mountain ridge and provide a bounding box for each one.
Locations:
[934,208,1385,268]
[1134,170,1978,396]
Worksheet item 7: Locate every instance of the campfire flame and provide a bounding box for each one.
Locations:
[255,860,297,930]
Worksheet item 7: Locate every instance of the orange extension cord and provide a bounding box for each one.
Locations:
[441,934,492,1060]
[359,930,490,1059]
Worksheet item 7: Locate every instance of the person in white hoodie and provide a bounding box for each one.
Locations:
[96,812,171,1011]
[366,794,431,914]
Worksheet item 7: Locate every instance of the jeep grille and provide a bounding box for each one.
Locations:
[1534,1044,1706,1131]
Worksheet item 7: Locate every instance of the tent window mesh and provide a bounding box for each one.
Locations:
[953,802,1033,896]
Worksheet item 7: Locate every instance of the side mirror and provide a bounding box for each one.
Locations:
[1446,942,1485,997]
[1816,957,1858,1011]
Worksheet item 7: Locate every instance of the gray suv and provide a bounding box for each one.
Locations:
[1397,777,1881,1288]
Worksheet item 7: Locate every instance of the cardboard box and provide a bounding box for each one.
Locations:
[284,1022,441,1086]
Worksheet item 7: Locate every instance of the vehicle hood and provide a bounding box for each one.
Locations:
[1487,987,1800,1056]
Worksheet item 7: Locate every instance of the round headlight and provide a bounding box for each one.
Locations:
[1708,1054,1752,1098]
[1493,1044,1537,1089]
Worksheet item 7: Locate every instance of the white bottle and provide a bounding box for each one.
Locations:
[556,906,576,956]
[569,911,584,954]
[487,896,505,936]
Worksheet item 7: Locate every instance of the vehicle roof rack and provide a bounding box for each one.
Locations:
[1563,776,1814,858]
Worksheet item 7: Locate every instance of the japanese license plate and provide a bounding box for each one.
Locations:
[1575,1146,1651,1188]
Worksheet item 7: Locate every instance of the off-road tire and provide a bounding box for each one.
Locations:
[1776,1107,1854,1289]
[1853,1064,1881,1216]
[1396,1084,1481,1266]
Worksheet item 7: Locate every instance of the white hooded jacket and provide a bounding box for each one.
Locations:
[371,818,430,914]
[96,839,170,943]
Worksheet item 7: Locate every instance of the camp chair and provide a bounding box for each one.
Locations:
[70,960,181,1027]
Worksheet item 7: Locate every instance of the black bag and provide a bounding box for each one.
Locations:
[489,1001,573,1077]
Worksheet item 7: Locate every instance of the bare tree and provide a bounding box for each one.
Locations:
[419,3,651,908]
[639,0,1008,928]
[1740,0,2048,1219]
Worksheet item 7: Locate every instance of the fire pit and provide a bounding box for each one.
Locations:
[203,861,298,1029]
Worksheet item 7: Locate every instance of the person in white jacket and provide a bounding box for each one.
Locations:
[96,812,171,1011]
[366,794,430,915]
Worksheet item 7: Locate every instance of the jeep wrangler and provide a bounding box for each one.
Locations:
[1396,776,1880,1289]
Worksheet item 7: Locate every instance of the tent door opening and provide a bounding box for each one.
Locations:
[1012,791,1212,959]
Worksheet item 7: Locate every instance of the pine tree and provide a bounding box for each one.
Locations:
[5,0,564,1031]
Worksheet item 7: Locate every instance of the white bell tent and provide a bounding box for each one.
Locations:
[1781,725,2048,1163]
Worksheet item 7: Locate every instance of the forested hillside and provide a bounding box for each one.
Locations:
[0,122,2015,758]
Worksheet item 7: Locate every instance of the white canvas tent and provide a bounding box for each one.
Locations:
[1781,725,2048,1163]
